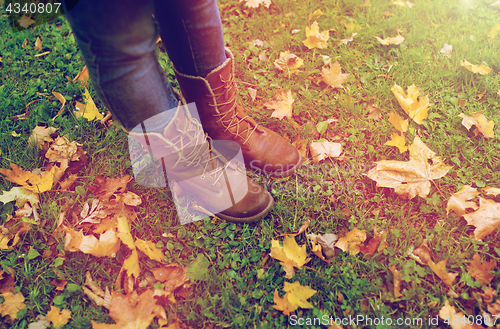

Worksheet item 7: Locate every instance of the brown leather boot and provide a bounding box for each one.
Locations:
[128,102,274,224]
[174,48,302,178]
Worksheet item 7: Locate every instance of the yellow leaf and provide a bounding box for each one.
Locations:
[458,110,495,139]
[74,88,104,121]
[308,9,324,21]
[303,21,330,49]
[0,163,55,193]
[269,236,310,279]
[385,132,408,153]
[272,290,298,315]
[428,259,458,287]
[334,228,367,255]
[463,197,500,240]
[117,216,136,249]
[446,185,479,216]
[391,84,430,124]
[283,281,317,308]
[135,238,164,262]
[460,60,492,75]
[487,22,500,41]
[320,62,349,89]
[45,306,71,329]
[375,34,404,45]
[273,51,304,76]
[388,112,408,132]
[120,249,141,280]
[263,89,294,120]
[0,292,26,320]
[0,187,39,207]
[367,137,452,199]
[35,37,42,51]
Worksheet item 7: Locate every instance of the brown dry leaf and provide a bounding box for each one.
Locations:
[0,163,55,193]
[388,111,409,133]
[479,287,497,305]
[87,175,132,201]
[467,254,496,286]
[303,21,330,49]
[28,126,57,149]
[52,92,67,120]
[270,235,310,279]
[366,103,383,121]
[0,292,27,320]
[45,136,83,163]
[334,228,367,255]
[121,191,142,206]
[247,87,257,102]
[263,89,294,120]
[385,132,408,153]
[91,290,166,329]
[389,265,403,298]
[292,138,308,160]
[310,141,342,163]
[410,239,432,265]
[152,264,189,296]
[73,65,89,86]
[309,9,324,20]
[277,217,311,237]
[458,110,495,139]
[428,259,458,287]
[18,15,35,28]
[74,88,104,121]
[0,220,31,250]
[446,185,479,216]
[0,268,15,294]
[308,233,332,262]
[484,186,500,196]
[359,228,385,256]
[241,0,271,8]
[366,136,452,199]
[463,197,500,240]
[45,306,71,329]
[439,300,468,329]
[375,34,404,45]
[35,37,42,51]
[273,51,304,76]
[461,60,492,75]
[320,62,349,89]
[391,84,430,124]
[82,272,112,308]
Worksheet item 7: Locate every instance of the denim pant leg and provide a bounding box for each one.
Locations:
[63,0,177,132]
[154,0,227,77]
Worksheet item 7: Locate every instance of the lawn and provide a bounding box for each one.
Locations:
[0,0,500,328]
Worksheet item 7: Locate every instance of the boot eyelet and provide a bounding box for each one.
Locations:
[200,175,206,180]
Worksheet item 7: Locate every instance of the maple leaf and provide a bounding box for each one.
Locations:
[391,84,430,124]
[389,265,403,297]
[375,34,404,45]
[283,281,316,308]
[463,197,500,240]
[428,259,458,287]
[77,229,121,257]
[272,289,298,315]
[458,110,495,139]
[240,0,271,8]
[0,267,15,294]
[320,62,349,89]
[18,15,35,28]
[367,137,452,199]
[366,103,383,121]
[45,136,83,163]
[461,60,492,75]
[334,228,367,255]
[385,132,408,153]
[273,51,304,76]
[440,43,452,58]
[87,175,132,201]
[0,163,55,193]
[446,185,479,216]
[309,141,342,163]
[439,300,471,329]
[45,306,71,329]
[309,9,324,21]
[28,126,57,149]
[0,292,27,320]
[91,290,166,329]
[388,111,409,132]
[360,228,386,256]
[79,199,105,224]
[303,21,330,49]
[270,235,310,279]
[263,89,294,120]
[74,88,104,121]
[467,254,496,286]
[0,187,39,207]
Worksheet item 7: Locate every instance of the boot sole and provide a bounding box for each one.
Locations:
[216,195,275,224]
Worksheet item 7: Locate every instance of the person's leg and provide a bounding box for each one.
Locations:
[153,0,303,177]
[63,0,178,132]
[153,0,227,77]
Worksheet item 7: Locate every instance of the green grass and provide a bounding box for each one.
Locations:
[1,0,500,328]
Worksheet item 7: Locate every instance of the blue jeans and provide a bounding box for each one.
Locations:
[63,0,227,132]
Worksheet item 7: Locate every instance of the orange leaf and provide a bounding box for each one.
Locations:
[73,65,89,86]
[334,228,367,255]
[320,62,349,89]
[263,89,294,120]
[389,265,402,298]
[428,259,458,287]
[467,254,496,286]
[45,306,71,329]
[0,292,26,320]
[270,235,310,279]
[0,163,55,193]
